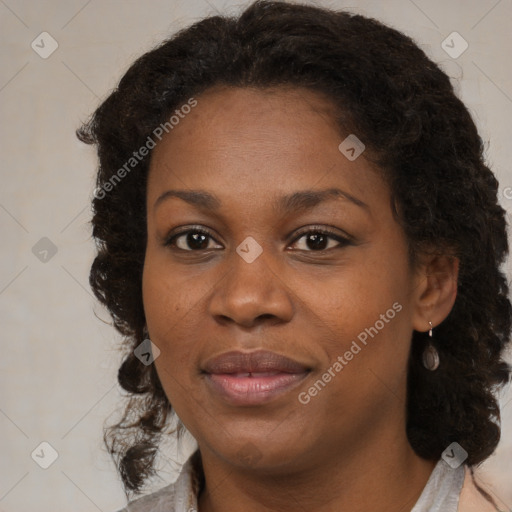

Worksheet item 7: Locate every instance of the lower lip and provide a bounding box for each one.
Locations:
[205,372,308,405]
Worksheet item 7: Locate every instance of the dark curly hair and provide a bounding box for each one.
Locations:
[77,0,511,500]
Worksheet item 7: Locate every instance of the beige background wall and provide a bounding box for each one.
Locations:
[1,0,511,510]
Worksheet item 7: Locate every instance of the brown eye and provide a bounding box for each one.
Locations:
[166,229,222,251]
[290,228,352,252]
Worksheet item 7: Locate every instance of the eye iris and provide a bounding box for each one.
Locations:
[307,233,328,250]
[188,232,209,250]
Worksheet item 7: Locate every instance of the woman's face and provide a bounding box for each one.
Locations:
[143,86,429,472]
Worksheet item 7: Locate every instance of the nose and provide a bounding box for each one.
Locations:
[208,243,294,329]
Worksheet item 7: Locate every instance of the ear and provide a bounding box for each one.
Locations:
[411,253,459,333]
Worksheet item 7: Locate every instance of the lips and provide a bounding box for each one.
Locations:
[203,350,309,375]
[202,350,310,406]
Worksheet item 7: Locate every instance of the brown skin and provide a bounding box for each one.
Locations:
[142,85,459,512]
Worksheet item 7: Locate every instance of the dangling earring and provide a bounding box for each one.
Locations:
[422,321,440,371]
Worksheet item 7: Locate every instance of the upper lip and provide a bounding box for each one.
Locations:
[203,350,310,374]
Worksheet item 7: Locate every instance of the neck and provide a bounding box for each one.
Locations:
[197,431,436,512]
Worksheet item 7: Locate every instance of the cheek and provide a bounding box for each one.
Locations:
[142,246,211,337]
[142,254,199,372]
[142,267,203,426]
[311,246,413,374]
[321,281,409,369]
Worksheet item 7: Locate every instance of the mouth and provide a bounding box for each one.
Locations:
[202,350,311,406]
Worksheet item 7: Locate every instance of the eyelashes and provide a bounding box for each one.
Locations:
[291,226,352,251]
[166,228,221,252]
[164,225,353,253]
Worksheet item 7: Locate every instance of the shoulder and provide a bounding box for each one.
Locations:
[113,482,178,512]
[113,451,201,512]
[457,467,502,512]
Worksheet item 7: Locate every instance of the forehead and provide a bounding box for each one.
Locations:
[147,85,384,210]
[153,86,341,154]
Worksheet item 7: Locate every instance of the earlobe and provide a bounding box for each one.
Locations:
[412,254,459,333]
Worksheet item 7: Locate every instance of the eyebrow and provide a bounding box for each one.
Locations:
[154,187,369,214]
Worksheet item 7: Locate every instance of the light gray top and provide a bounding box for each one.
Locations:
[116,453,465,512]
